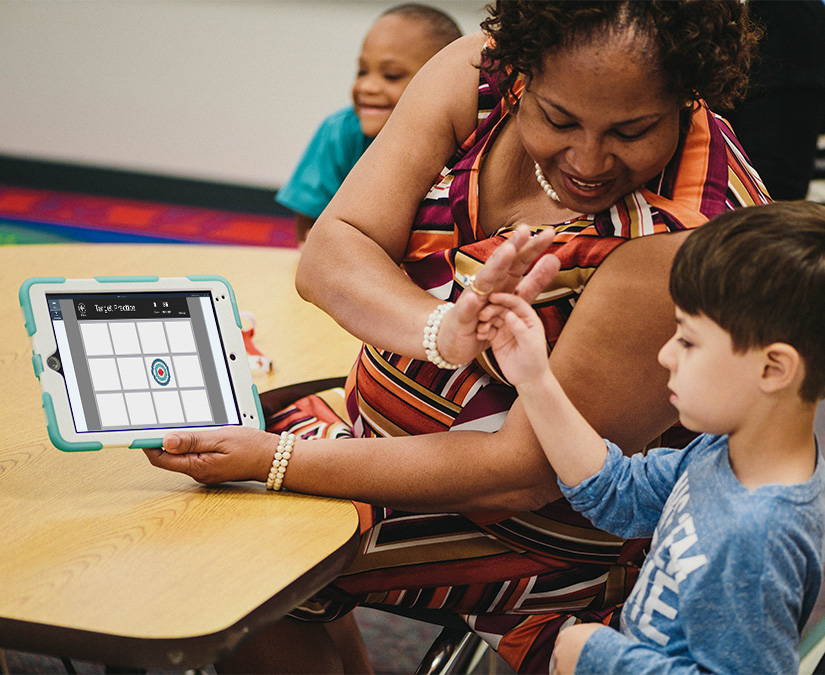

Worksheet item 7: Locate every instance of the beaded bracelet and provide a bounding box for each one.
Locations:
[266,431,296,491]
[422,302,463,370]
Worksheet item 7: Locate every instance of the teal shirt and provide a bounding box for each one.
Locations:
[275,106,371,220]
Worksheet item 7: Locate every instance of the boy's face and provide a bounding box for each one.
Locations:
[352,14,444,138]
[657,309,764,434]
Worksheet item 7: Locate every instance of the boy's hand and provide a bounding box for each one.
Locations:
[476,292,552,386]
[551,623,604,675]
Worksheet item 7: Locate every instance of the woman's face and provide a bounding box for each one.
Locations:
[517,36,682,214]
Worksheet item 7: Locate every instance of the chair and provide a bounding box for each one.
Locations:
[369,606,490,675]
[800,613,825,675]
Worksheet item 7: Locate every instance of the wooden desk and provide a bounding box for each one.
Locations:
[0,244,362,669]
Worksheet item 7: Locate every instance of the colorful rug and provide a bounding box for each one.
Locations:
[0,185,296,247]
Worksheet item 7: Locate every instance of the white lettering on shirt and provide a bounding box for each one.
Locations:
[625,472,709,646]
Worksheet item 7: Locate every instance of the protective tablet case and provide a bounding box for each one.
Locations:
[19,275,265,452]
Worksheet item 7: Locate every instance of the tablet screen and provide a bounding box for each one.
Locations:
[46,291,241,432]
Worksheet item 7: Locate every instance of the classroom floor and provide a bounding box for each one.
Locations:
[2,607,514,674]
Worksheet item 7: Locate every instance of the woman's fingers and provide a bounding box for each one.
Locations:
[471,236,521,295]
[143,429,225,477]
[448,226,556,362]
[162,429,226,454]
[458,226,556,302]
[515,253,561,303]
[475,226,556,294]
[504,308,532,338]
[506,226,556,277]
[144,427,273,485]
[515,227,556,267]
[144,448,199,474]
[452,279,487,325]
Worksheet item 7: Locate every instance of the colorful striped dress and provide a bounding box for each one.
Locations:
[270,58,770,673]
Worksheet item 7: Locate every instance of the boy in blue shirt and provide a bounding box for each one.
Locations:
[275,4,461,242]
[476,201,825,673]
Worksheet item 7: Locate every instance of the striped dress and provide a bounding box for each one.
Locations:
[270,59,770,673]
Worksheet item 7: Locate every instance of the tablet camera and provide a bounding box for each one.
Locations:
[47,354,62,373]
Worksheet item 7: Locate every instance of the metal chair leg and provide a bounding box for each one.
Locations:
[415,627,488,675]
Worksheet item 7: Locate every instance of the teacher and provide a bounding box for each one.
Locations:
[147,2,767,672]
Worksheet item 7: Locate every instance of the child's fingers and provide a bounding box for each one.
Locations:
[489,293,539,324]
[477,302,508,323]
[476,325,497,341]
[504,308,527,332]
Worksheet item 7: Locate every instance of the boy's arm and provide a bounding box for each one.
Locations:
[480,292,694,536]
[564,513,810,674]
[480,292,608,486]
[559,625,708,674]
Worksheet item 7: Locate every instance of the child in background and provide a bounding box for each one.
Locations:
[275,3,461,243]
[476,202,825,674]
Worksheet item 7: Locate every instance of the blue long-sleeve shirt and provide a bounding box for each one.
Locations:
[560,434,825,674]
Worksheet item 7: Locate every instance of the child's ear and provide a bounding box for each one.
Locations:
[759,342,803,395]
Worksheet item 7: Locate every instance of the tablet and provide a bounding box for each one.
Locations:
[19,275,264,451]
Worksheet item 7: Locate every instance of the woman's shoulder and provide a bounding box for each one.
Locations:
[415,32,490,146]
[444,31,488,66]
[631,103,771,233]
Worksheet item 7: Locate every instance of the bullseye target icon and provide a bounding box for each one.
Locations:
[151,358,171,386]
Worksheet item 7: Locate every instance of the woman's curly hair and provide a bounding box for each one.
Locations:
[480,0,761,111]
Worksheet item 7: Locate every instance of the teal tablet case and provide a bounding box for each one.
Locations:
[19,276,264,452]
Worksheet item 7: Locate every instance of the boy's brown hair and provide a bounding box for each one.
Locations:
[670,201,825,402]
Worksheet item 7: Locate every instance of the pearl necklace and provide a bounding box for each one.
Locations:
[533,162,560,202]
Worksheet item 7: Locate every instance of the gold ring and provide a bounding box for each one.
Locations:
[469,280,493,297]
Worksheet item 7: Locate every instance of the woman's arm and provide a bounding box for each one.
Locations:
[477,291,610,487]
[149,230,688,512]
[290,230,689,511]
[293,213,315,243]
[295,33,484,359]
[546,231,687,452]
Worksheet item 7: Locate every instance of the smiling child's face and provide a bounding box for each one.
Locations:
[351,14,445,138]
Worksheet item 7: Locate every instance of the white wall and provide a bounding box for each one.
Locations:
[0,0,486,188]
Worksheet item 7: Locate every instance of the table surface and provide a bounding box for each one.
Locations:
[0,244,362,668]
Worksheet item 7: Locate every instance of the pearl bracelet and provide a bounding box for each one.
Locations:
[422,302,463,370]
[266,431,296,491]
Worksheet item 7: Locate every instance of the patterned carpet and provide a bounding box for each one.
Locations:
[0,185,296,247]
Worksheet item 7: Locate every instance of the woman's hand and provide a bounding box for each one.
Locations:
[437,225,559,365]
[551,623,604,675]
[476,292,552,387]
[144,427,276,485]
